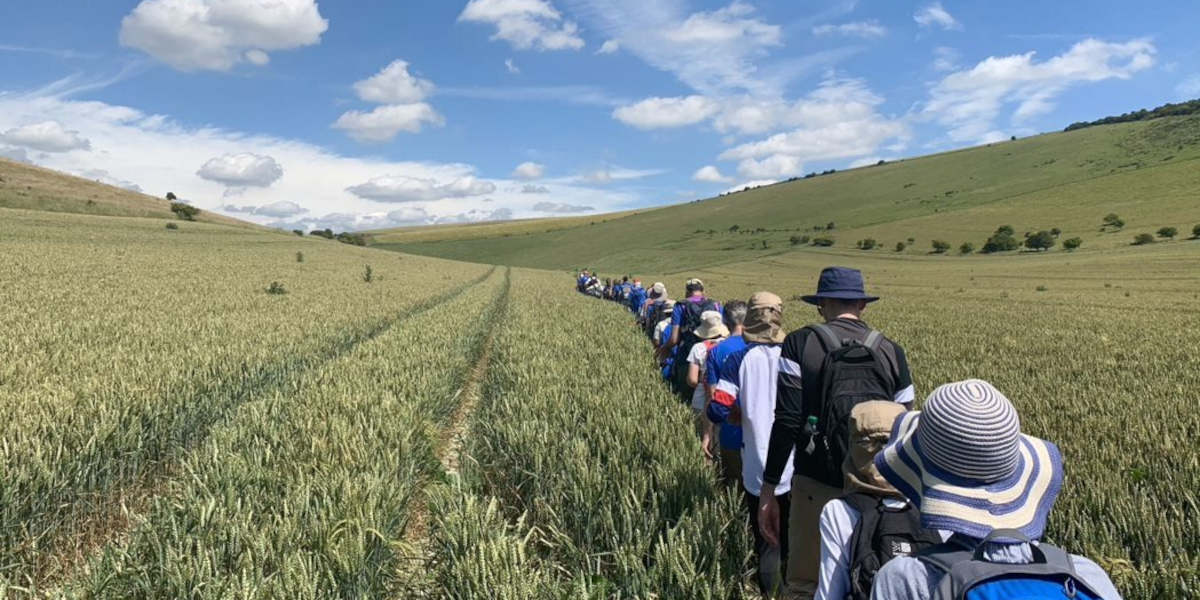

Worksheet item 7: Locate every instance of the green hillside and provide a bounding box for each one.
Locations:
[0,157,256,229]
[373,114,1200,273]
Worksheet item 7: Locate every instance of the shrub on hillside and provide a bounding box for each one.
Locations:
[265,281,287,295]
[1132,233,1155,246]
[296,251,304,263]
[981,226,1020,253]
[165,192,177,201]
[826,222,836,230]
[931,240,950,254]
[336,232,367,246]
[789,234,810,246]
[170,202,200,221]
[959,242,975,255]
[310,228,334,239]
[996,225,1015,237]
[1102,213,1125,231]
[1193,224,1200,239]
[1063,237,1083,251]
[811,237,835,247]
[165,222,178,230]
[895,241,907,252]
[1050,227,1062,237]
[1157,226,1178,240]
[856,238,877,250]
[1024,230,1056,251]
[363,265,373,283]
[292,229,304,237]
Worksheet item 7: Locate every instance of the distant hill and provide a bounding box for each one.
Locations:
[0,157,255,228]
[372,113,1200,274]
[1065,98,1200,131]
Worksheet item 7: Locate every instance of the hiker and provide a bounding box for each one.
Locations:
[686,310,729,442]
[814,401,945,600]
[711,292,794,596]
[661,279,721,400]
[759,266,915,599]
[871,379,1122,600]
[628,279,646,315]
[704,300,747,484]
[653,299,676,348]
[640,282,667,333]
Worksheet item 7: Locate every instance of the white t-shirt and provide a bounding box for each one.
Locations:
[686,339,722,410]
[738,344,793,496]
[653,318,670,345]
[816,498,951,600]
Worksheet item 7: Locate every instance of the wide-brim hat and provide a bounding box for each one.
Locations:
[650,282,666,298]
[743,291,785,344]
[801,266,880,305]
[693,310,730,340]
[874,380,1063,541]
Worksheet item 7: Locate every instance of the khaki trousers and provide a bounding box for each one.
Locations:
[785,474,842,600]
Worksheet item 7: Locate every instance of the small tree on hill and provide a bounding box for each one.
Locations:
[1050,227,1062,237]
[996,225,1015,237]
[895,241,907,252]
[811,237,835,247]
[856,238,877,250]
[1132,233,1155,245]
[170,202,200,221]
[1102,213,1125,231]
[931,240,950,254]
[1157,226,1178,240]
[959,242,975,255]
[165,192,177,201]
[826,222,836,230]
[1062,237,1082,251]
[1025,230,1056,251]
[1193,224,1200,239]
[982,226,1020,253]
[790,235,809,246]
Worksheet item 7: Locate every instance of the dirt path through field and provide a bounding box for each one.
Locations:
[393,267,511,597]
[28,268,499,594]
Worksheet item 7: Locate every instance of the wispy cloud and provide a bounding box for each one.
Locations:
[437,85,629,107]
[0,44,99,60]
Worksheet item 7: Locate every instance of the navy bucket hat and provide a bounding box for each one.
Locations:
[800,266,880,305]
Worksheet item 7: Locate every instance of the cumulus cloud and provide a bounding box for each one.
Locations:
[924,38,1156,143]
[597,39,620,55]
[692,165,732,183]
[521,184,550,194]
[119,0,328,71]
[716,79,908,176]
[1,120,91,152]
[353,60,435,104]
[812,21,887,38]
[332,104,444,142]
[77,168,143,192]
[613,95,720,129]
[220,200,306,217]
[196,152,283,188]
[0,146,31,163]
[512,161,545,179]
[533,201,593,213]
[573,166,665,185]
[914,2,961,31]
[458,0,584,51]
[345,175,496,203]
[438,207,514,223]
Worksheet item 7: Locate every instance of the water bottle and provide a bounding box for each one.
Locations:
[804,416,818,455]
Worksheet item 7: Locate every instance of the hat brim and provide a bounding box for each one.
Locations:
[874,411,1063,540]
[800,292,880,305]
[694,324,730,340]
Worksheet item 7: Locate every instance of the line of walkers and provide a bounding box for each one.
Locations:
[577,266,1122,600]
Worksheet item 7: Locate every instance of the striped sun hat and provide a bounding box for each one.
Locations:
[874,379,1064,540]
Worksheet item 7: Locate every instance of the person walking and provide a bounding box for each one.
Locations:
[704,300,747,482]
[870,380,1122,600]
[686,310,729,443]
[814,401,945,600]
[711,292,794,596]
[661,279,720,400]
[759,266,915,599]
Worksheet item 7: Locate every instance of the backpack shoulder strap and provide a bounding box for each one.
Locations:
[841,494,881,575]
[863,329,883,350]
[915,539,975,575]
[806,323,842,353]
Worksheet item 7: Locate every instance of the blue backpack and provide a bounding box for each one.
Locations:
[917,529,1103,600]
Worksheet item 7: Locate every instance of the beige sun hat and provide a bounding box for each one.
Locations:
[743,291,785,344]
[693,310,730,340]
[650,282,666,298]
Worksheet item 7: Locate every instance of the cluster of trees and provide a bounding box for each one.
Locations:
[855,238,877,250]
[308,228,368,246]
[1131,225,1200,245]
[169,202,200,221]
[1064,98,1200,132]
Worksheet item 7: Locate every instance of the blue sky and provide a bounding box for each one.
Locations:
[1,0,1197,230]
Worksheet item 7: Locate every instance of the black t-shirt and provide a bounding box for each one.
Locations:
[762,318,913,486]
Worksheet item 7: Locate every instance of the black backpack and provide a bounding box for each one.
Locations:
[670,298,717,399]
[802,324,897,488]
[842,493,944,600]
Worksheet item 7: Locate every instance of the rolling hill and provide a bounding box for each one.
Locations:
[370,114,1200,274]
[0,157,256,229]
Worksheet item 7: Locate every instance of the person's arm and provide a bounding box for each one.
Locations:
[687,363,701,388]
[892,343,915,405]
[815,500,856,600]
[763,330,807,486]
[665,304,683,350]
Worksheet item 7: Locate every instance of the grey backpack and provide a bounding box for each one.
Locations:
[916,529,1104,600]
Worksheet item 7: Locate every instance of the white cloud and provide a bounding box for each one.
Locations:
[716,79,908,175]
[78,168,143,192]
[521,184,550,193]
[914,2,961,31]
[933,46,960,72]
[0,146,31,163]
[613,95,720,129]
[597,39,620,55]
[459,0,584,51]
[437,207,515,223]
[438,84,627,107]
[1,120,91,152]
[663,2,779,46]
[723,179,777,194]
[512,161,545,179]
[1177,74,1200,99]
[505,58,520,74]
[533,201,593,213]
[345,175,496,203]
[924,38,1156,143]
[812,21,887,38]
[353,60,435,104]
[119,0,328,71]
[571,166,665,185]
[692,165,732,183]
[196,152,283,188]
[332,104,444,143]
[221,200,306,217]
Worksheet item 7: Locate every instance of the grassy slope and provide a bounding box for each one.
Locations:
[0,157,256,228]
[375,115,1200,274]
